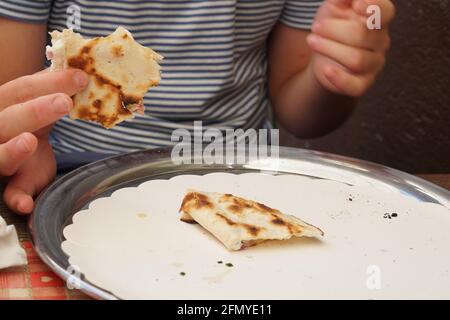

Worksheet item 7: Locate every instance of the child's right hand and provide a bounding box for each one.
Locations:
[0,69,88,214]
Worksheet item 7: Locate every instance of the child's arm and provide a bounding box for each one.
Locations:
[269,0,395,138]
[0,18,47,85]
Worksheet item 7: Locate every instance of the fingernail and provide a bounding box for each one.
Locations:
[16,134,33,153]
[17,198,32,215]
[17,204,27,214]
[74,71,89,87]
[52,95,71,114]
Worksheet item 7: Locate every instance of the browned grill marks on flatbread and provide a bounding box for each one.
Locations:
[215,213,263,236]
[119,93,141,107]
[81,44,92,54]
[220,194,278,216]
[245,225,261,236]
[192,192,213,209]
[273,209,323,235]
[112,44,125,57]
[67,41,137,127]
[220,194,257,214]
[269,212,301,234]
[67,55,92,70]
[179,191,213,213]
[92,72,120,88]
[215,212,236,226]
[93,99,102,109]
[271,217,286,225]
[75,104,116,128]
[77,106,92,119]
[255,202,278,214]
[227,204,243,214]
[220,193,298,233]
[221,192,309,235]
[179,192,194,212]
[180,217,196,224]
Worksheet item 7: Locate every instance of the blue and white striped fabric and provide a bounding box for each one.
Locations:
[0,0,322,155]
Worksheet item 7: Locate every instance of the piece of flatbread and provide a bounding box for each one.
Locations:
[179,189,324,251]
[46,27,163,128]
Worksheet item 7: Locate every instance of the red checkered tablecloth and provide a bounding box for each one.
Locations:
[1,174,449,300]
[0,180,90,300]
[0,241,89,300]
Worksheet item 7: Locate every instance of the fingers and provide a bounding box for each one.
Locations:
[3,140,56,215]
[3,162,38,214]
[0,132,38,176]
[353,0,396,27]
[3,183,35,214]
[311,0,393,97]
[312,18,390,52]
[323,64,375,97]
[328,0,353,8]
[0,93,72,143]
[316,0,353,21]
[307,34,385,74]
[327,0,353,8]
[0,69,88,110]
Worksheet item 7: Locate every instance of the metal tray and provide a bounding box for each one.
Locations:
[29,147,450,300]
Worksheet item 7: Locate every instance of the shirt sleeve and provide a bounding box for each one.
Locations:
[279,0,323,30]
[0,0,52,23]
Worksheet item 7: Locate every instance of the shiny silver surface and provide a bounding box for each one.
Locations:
[29,147,450,300]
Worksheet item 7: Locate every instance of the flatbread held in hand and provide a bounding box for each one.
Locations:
[46,27,163,128]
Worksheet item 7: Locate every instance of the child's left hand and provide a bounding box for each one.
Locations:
[307,0,395,97]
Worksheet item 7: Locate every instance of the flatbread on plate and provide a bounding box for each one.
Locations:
[179,189,324,250]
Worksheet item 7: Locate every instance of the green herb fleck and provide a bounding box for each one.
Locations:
[217,261,223,264]
[225,263,233,267]
[180,272,186,276]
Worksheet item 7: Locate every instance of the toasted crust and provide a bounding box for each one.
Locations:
[179,189,324,251]
[46,27,163,128]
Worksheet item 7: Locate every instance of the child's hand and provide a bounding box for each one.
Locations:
[307,0,395,97]
[0,69,88,214]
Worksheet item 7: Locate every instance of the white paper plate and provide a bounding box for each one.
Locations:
[62,172,450,300]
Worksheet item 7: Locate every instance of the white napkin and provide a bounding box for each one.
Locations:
[0,216,27,269]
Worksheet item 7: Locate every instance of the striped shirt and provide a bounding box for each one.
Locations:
[0,0,322,155]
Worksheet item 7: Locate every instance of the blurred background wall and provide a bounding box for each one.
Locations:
[281,0,450,174]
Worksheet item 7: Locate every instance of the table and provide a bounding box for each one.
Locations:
[0,174,449,300]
